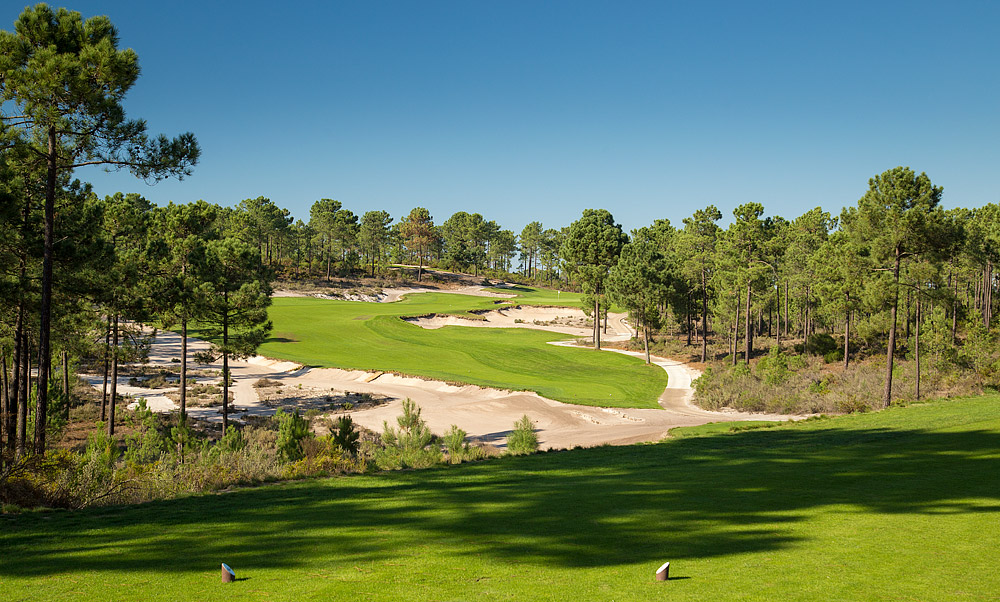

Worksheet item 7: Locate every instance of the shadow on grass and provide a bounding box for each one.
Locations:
[2,407,1000,577]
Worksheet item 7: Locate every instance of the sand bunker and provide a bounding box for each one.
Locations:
[82,288,795,448]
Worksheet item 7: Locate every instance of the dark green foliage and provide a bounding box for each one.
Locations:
[275,409,311,462]
[331,415,360,456]
[755,347,790,385]
[377,399,441,469]
[804,333,838,356]
[443,424,469,464]
[561,209,627,349]
[506,415,538,456]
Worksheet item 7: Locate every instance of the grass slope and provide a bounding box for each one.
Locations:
[3,395,999,601]
[254,290,665,408]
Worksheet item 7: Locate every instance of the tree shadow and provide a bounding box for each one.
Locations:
[2,413,999,578]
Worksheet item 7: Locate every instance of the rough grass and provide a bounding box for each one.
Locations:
[248,290,666,408]
[2,394,998,601]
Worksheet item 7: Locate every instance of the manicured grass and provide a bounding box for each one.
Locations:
[3,394,998,600]
[252,290,666,408]
[670,419,787,437]
[485,284,584,306]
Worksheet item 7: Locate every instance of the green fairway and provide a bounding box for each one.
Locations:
[252,289,666,408]
[485,284,584,306]
[3,394,998,601]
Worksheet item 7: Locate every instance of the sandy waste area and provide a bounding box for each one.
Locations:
[83,286,796,449]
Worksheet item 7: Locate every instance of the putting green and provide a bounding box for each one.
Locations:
[254,288,665,409]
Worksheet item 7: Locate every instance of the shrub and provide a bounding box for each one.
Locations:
[286,436,365,478]
[376,399,442,469]
[443,425,471,464]
[123,400,165,465]
[755,347,790,385]
[506,415,538,455]
[331,415,360,456]
[275,409,312,462]
[805,333,838,356]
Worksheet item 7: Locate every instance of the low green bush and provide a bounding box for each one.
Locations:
[376,399,443,469]
[506,415,538,455]
[275,409,311,461]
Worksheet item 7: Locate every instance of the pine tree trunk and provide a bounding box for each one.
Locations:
[108,315,120,437]
[594,297,602,350]
[701,267,709,362]
[180,319,188,424]
[733,287,741,366]
[775,282,781,350]
[34,126,58,454]
[7,308,22,457]
[915,299,921,401]
[784,280,789,338]
[16,331,30,458]
[222,290,230,436]
[844,292,851,370]
[1,351,8,458]
[883,250,901,408]
[987,264,992,325]
[744,280,752,364]
[101,316,111,420]
[644,321,651,364]
[952,271,959,343]
[685,295,692,346]
[62,351,69,420]
[904,290,911,340]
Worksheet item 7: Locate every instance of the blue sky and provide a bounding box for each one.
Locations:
[15,1,1000,233]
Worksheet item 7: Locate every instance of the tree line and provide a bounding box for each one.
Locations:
[579,167,995,414]
[3,5,999,465]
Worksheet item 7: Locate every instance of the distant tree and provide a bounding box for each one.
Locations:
[488,228,517,273]
[722,203,771,364]
[441,212,491,275]
[608,234,670,363]
[539,228,566,284]
[520,221,544,278]
[98,192,156,438]
[234,197,291,266]
[0,5,198,452]
[399,207,436,281]
[679,206,722,362]
[309,198,343,280]
[561,209,627,350]
[815,228,867,369]
[195,238,272,434]
[359,210,392,277]
[850,166,946,407]
[155,200,218,424]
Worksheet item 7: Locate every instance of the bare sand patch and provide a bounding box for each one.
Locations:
[83,321,795,450]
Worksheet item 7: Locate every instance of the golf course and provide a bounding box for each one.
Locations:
[3,394,997,601]
[255,289,668,409]
[3,4,999,602]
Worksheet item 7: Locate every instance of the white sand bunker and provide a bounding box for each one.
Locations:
[404,305,593,336]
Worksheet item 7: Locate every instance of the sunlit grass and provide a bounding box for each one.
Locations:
[250,288,665,408]
[3,395,998,600]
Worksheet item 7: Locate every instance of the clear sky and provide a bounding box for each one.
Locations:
[13,0,1000,233]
